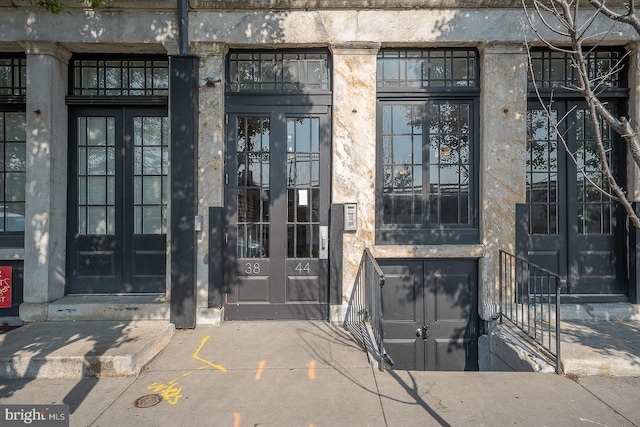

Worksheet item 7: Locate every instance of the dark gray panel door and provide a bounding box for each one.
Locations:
[224,107,330,319]
[522,101,625,295]
[379,261,425,370]
[67,107,168,294]
[379,259,478,371]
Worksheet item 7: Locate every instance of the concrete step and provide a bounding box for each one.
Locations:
[20,295,170,322]
[0,320,174,379]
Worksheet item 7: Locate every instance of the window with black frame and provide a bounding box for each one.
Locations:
[0,55,26,246]
[376,49,479,245]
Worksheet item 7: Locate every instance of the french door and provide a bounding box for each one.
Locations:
[67,107,168,294]
[521,100,626,295]
[224,105,331,319]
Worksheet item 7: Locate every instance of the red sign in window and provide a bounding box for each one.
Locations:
[0,266,12,308]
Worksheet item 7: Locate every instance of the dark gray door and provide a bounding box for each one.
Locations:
[521,101,626,295]
[379,259,478,371]
[224,106,330,319]
[67,107,168,294]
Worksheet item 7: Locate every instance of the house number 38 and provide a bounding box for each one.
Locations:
[245,263,260,275]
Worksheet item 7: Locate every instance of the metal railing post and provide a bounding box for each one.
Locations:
[556,278,566,374]
[499,249,566,374]
[346,249,391,372]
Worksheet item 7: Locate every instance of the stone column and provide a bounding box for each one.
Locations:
[628,41,640,202]
[329,42,380,322]
[479,44,528,320]
[20,42,71,321]
[627,42,640,303]
[192,42,226,325]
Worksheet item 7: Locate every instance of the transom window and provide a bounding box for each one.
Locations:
[377,48,478,88]
[376,49,479,245]
[0,57,26,96]
[528,49,625,89]
[71,57,169,96]
[227,50,330,92]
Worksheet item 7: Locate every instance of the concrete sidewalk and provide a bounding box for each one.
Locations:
[1,321,639,427]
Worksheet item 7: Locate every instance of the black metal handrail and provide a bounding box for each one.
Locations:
[499,249,566,374]
[345,248,393,371]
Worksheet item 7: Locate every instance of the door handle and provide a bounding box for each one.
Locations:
[416,325,429,340]
[319,225,328,259]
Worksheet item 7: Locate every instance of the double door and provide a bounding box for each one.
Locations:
[379,259,479,371]
[521,100,626,295]
[67,107,168,294]
[224,105,331,319]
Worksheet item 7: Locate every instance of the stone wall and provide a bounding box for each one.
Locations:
[0,3,638,326]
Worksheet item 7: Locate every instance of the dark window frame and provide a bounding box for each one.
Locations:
[528,47,628,91]
[0,54,26,247]
[68,54,169,98]
[226,49,332,94]
[0,55,26,97]
[66,54,170,293]
[526,47,628,238]
[375,48,480,245]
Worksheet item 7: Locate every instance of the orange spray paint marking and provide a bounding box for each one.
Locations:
[255,360,266,380]
[233,412,241,427]
[309,360,316,379]
[192,336,227,373]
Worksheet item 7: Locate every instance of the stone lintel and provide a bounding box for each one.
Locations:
[190,41,227,56]
[482,42,527,55]
[371,245,485,259]
[330,42,381,55]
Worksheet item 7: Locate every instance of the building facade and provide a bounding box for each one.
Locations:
[1,0,638,370]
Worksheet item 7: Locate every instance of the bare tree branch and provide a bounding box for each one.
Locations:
[522,0,640,228]
[524,34,618,202]
[588,0,640,34]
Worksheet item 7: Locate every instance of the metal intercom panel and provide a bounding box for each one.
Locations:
[344,203,357,231]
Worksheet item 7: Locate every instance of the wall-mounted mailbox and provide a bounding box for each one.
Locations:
[344,203,357,231]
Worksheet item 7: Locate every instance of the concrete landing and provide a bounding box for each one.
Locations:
[494,303,640,376]
[561,319,640,376]
[0,321,174,379]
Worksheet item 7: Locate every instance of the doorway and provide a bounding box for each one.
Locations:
[520,100,626,296]
[67,107,168,294]
[379,259,479,371]
[224,105,331,319]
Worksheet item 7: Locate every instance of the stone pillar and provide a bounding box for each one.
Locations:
[20,42,71,321]
[628,41,640,202]
[329,42,380,322]
[627,42,640,303]
[479,44,528,320]
[192,42,226,325]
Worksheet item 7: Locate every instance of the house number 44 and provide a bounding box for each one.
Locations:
[295,263,310,274]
